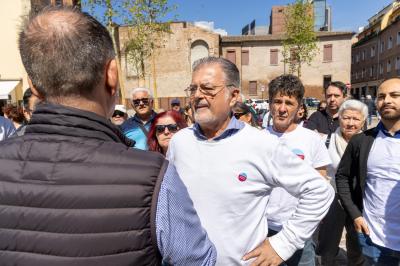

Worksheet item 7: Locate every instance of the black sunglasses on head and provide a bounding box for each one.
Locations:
[155,124,179,134]
[132,98,150,106]
[112,110,125,117]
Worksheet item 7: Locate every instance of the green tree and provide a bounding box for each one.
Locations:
[282,0,318,78]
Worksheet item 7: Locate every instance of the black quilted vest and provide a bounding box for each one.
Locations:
[0,103,165,266]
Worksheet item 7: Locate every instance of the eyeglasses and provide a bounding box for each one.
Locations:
[132,98,150,106]
[233,112,247,119]
[155,124,179,134]
[112,110,125,117]
[184,84,234,98]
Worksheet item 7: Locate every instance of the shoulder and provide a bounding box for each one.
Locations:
[309,110,325,120]
[350,127,377,144]
[121,117,138,131]
[296,126,322,139]
[0,116,13,127]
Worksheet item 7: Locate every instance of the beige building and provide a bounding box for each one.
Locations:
[0,0,79,109]
[118,22,353,109]
[222,32,353,100]
[118,22,220,109]
[0,0,30,107]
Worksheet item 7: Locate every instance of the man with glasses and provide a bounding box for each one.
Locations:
[121,87,157,150]
[167,57,334,265]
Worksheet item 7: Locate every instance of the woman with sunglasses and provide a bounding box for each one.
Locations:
[232,102,259,128]
[147,111,187,155]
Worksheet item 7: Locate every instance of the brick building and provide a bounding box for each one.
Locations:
[118,22,353,110]
[118,22,220,109]
[221,32,353,100]
[351,1,400,99]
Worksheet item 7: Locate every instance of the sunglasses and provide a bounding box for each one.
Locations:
[132,98,150,106]
[112,110,125,117]
[233,112,247,119]
[155,124,179,134]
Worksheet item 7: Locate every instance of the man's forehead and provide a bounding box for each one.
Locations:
[191,63,223,84]
[274,92,297,100]
[378,79,400,94]
[326,86,343,95]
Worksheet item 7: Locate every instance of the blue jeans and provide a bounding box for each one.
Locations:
[268,229,315,266]
[357,233,400,266]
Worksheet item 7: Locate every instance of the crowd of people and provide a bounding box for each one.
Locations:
[0,6,399,266]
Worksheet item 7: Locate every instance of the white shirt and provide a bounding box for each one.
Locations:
[167,123,334,265]
[364,131,400,251]
[265,125,332,231]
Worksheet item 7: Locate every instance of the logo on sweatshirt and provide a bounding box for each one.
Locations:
[292,148,305,160]
[238,172,247,182]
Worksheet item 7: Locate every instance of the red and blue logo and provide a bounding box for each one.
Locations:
[292,148,305,160]
[238,172,247,182]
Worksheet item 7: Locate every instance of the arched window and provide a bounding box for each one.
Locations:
[190,40,209,69]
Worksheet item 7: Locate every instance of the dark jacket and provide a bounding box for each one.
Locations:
[0,103,166,266]
[335,127,379,220]
[306,110,339,135]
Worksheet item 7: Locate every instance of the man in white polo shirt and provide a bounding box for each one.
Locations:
[167,57,334,265]
[265,74,331,266]
[336,78,400,266]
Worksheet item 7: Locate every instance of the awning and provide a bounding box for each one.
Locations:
[0,81,20,100]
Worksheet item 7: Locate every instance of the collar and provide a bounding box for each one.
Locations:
[133,111,157,125]
[322,109,339,120]
[377,122,400,139]
[193,116,245,141]
[27,102,135,146]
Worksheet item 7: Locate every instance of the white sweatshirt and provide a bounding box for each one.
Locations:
[167,124,334,265]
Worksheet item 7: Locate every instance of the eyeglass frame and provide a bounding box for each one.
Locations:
[132,98,151,107]
[184,83,236,98]
[155,124,179,134]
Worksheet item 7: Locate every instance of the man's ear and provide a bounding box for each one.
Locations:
[28,78,45,100]
[229,87,240,107]
[105,59,118,96]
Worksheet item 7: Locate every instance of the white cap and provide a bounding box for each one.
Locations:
[114,104,127,113]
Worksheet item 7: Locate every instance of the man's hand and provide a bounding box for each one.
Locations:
[242,239,284,266]
[354,216,370,235]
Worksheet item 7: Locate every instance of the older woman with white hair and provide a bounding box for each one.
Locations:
[326,99,368,182]
[318,99,368,266]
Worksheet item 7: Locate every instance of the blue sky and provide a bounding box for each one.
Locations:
[163,0,393,35]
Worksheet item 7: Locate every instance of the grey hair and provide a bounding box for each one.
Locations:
[338,99,368,121]
[129,87,153,99]
[192,57,240,88]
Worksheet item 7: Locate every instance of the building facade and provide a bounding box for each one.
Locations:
[221,32,353,100]
[118,22,220,109]
[351,1,400,99]
[0,0,79,109]
[118,23,353,109]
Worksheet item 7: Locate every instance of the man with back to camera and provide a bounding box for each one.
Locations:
[167,56,334,265]
[0,7,216,266]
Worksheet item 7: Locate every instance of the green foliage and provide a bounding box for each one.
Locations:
[124,0,176,79]
[282,0,319,78]
[81,0,176,79]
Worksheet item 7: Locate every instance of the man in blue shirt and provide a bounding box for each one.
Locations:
[121,87,156,150]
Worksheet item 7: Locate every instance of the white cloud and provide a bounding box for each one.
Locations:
[194,21,228,36]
